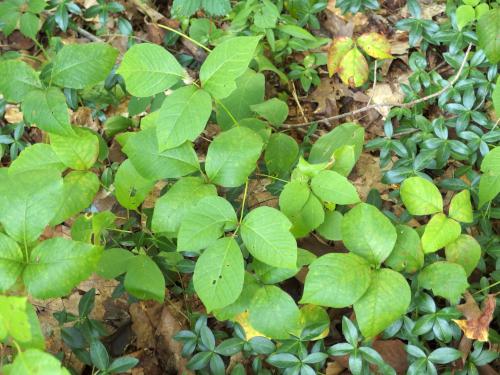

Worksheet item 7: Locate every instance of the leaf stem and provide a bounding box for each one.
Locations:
[214,98,239,126]
[255,173,289,183]
[238,179,249,224]
[154,23,212,53]
[473,280,500,295]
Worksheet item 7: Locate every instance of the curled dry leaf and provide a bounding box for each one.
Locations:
[5,105,23,123]
[357,33,393,60]
[453,292,497,342]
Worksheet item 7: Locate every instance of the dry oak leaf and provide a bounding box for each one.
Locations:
[453,292,497,342]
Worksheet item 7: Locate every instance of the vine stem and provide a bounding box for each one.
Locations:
[154,23,212,53]
[282,43,473,128]
[473,280,500,295]
[238,179,249,224]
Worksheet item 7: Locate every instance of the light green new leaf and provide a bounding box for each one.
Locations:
[152,177,217,236]
[418,261,469,303]
[421,213,461,253]
[357,32,392,59]
[301,253,372,308]
[248,285,300,339]
[316,210,343,241]
[445,234,481,276]
[493,77,500,117]
[0,296,31,343]
[123,127,200,180]
[477,8,500,64]
[0,60,42,102]
[338,47,369,87]
[449,190,473,223]
[200,36,261,99]
[23,238,102,299]
[124,255,165,302]
[7,349,70,375]
[97,248,135,279]
[50,171,100,225]
[193,237,244,312]
[0,169,63,245]
[481,147,500,174]
[50,127,99,170]
[250,98,289,125]
[0,233,24,292]
[478,147,500,207]
[157,85,212,150]
[9,144,65,175]
[354,268,411,338]
[400,176,443,215]
[279,181,311,215]
[51,43,118,89]
[456,5,476,30]
[216,70,265,129]
[177,196,237,253]
[241,206,297,269]
[384,225,424,273]
[342,203,397,265]
[117,42,186,97]
[114,159,155,210]
[265,133,299,177]
[22,87,73,136]
[311,170,360,204]
[331,145,356,176]
[309,122,364,164]
[19,12,40,39]
[205,127,263,187]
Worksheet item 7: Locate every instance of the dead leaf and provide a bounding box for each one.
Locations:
[5,105,23,123]
[453,292,497,342]
[366,83,404,118]
[372,339,408,374]
[325,361,345,375]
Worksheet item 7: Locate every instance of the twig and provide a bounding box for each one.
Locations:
[367,60,378,106]
[290,81,308,123]
[76,26,104,42]
[282,43,473,128]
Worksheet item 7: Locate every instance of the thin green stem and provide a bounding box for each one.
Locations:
[215,98,239,126]
[32,38,49,60]
[238,179,249,224]
[473,280,500,295]
[255,173,289,183]
[155,24,212,53]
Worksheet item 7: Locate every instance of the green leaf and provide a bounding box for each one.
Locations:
[50,127,99,170]
[200,36,261,99]
[23,238,102,299]
[400,176,443,215]
[445,234,481,276]
[277,24,316,41]
[123,127,200,181]
[0,169,63,245]
[96,248,135,279]
[310,170,360,204]
[241,206,297,269]
[0,233,24,292]
[357,33,392,59]
[51,43,118,89]
[21,87,74,136]
[456,5,475,30]
[309,122,364,164]
[248,285,300,339]
[354,268,411,338]
[477,8,500,64]
[253,248,315,285]
[152,177,217,236]
[250,98,289,126]
[201,0,231,15]
[384,225,424,273]
[177,196,237,253]
[193,237,244,312]
[481,147,500,174]
[0,60,42,102]
[279,181,324,238]
[0,296,31,343]
[493,76,500,118]
[449,190,473,223]
[19,12,40,39]
[216,70,265,129]
[8,349,70,375]
[9,144,65,175]
[124,255,165,302]
[328,37,354,76]
[114,159,155,210]
[338,47,368,87]
[421,213,461,253]
[478,174,500,208]
[0,1,19,37]
[117,43,186,97]
[265,133,299,177]
[316,210,343,241]
[205,127,263,187]
[331,145,356,176]
[301,253,372,308]
[342,203,397,265]
[90,340,109,371]
[157,86,212,150]
[50,171,100,225]
[418,261,469,303]
[213,272,260,321]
